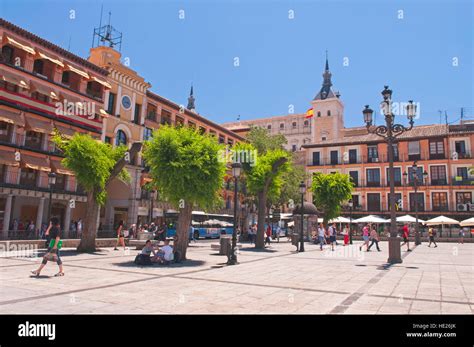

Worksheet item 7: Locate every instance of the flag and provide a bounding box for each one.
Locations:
[305,107,314,118]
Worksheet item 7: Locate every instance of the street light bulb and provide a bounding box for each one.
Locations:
[406,100,416,120]
[381,85,392,100]
[232,162,242,178]
[299,181,306,194]
[363,105,373,125]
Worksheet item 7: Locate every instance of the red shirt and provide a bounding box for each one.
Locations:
[403,225,409,237]
[266,227,271,237]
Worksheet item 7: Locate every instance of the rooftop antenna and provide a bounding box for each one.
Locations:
[92,6,123,51]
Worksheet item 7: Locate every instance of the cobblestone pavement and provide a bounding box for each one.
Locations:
[0,239,472,314]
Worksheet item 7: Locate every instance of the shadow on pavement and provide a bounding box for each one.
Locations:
[239,247,278,253]
[112,259,206,268]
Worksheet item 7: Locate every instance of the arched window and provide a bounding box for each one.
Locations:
[280,123,284,129]
[267,124,271,130]
[115,130,127,146]
[292,122,297,128]
[317,111,321,117]
[327,110,331,116]
[304,120,309,127]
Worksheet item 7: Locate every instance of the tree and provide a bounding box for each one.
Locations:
[310,172,354,226]
[143,125,226,260]
[268,160,309,209]
[53,132,140,252]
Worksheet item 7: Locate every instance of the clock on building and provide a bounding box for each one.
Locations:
[121,95,131,110]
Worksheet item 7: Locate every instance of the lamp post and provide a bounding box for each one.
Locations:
[149,190,157,224]
[47,172,56,222]
[228,162,242,265]
[299,181,306,252]
[363,86,416,264]
[348,199,353,245]
[403,161,428,245]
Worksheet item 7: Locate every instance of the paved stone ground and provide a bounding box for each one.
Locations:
[0,239,472,314]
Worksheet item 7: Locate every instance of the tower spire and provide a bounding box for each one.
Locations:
[313,52,336,101]
[187,84,196,111]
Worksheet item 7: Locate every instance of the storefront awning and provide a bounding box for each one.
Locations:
[0,151,20,166]
[25,116,53,134]
[99,108,108,117]
[21,154,50,172]
[4,36,36,55]
[53,122,75,138]
[37,51,64,67]
[1,71,29,89]
[90,76,111,89]
[0,108,25,127]
[30,82,59,101]
[51,159,74,175]
[65,64,89,79]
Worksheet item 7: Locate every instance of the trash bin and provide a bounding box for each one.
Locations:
[220,235,232,256]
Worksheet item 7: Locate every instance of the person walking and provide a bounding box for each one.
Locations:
[114,220,126,251]
[328,223,337,251]
[367,226,381,251]
[265,225,272,246]
[359,224,370,251]
[400,223,411,251]
[427,227,438,248]
[31,218,64,277]
[318,223,326,251]
[459,228,465,244]
[342,224,350,246]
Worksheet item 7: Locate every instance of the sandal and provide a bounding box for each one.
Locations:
[54,272,65,277]
[30,270,40,277]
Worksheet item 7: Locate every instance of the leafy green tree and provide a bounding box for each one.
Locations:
[268,161,309,209]
[53,132,139,252]
[143,125,226,260]
[310,172,354,226]
[246,126,287,154]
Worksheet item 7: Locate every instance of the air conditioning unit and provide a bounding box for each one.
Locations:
[467,203,474,211]
[457,203,468,212]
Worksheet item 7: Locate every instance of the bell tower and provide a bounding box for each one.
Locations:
[310,52,344,142]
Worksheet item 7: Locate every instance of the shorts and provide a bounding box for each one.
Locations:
[429,236,435,242]
[363,235,369,242]
[403,236,408,242]
[329,236,336,243]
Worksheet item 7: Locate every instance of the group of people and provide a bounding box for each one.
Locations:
[113,221,168,251]
[315,223,354,251]
[135,239,175,265]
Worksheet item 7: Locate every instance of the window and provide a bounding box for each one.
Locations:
[20,168,37,187]
[54,174,66,191]
[317,111,321,117]
[429,139,445,159]
[303,120,309,127]
[366,168,381,187]
[24,131,42,150]
[330,150,338,165]
[1,46,14,64]
[227,138,234,146]
[267,124,271,130]
[327,110,331,116]
[456,192,472,204]
[33,60,44,75]
[292,144,297,152]
[367,193,381,212]
[407,166,424,184]
[0,80,18,93]
[31,91,49,104]
[134,103,141,125]
[144,128,153,141]
[386,167,402,186]
[392,144,399,161]
[351,195,360,208]
[409,193,425,212]
[115,130,127,146]
[161,109,172,125]
[292,122,297,129]
[107,92,116,115]
[457,167,468,180]
[430,165,447,185]
[104,136,112,144]
[175,116,184,126]
[366,168,380,186]
[349,149,357,164]
[349,171,359,187]
[312,152,320,166]
[61,71,70,85]
[322,136,327,141]
[279,123,284,129]
[0,121,11,142]
[218,135,225,144]
[388,193,403,211]
[432,192,448,211]
[367,146,378,162]
[408,141,421,160]
[455,141,468,158]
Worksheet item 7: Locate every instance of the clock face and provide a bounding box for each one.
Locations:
[121,95,131,110]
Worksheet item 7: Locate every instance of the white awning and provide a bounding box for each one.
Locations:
[5,36,35,55]
[460,217,474,227]
[90,76,111,89]
[353,215,390,224]
[425,216,460,226]
[1,71,29,89]
[65,64,89,79]
[396,215,425,223]
[37,51,64,67]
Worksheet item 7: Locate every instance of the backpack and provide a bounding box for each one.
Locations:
[134,254,152,266]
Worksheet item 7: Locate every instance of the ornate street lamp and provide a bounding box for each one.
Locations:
[47,172,57,222]
[149,190,157,224]
[348,199,353,245]
[299,181,306,252]
[363,86,415,264]
[228,162,242,265]
[403,161,428,245]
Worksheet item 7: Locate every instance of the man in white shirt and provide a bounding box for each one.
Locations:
[157,240,174,263]
[318,224,326,251]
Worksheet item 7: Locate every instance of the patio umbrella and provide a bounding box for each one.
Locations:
[424,216,459,226]
[328,216,352,224]
[287,221,295,227]
[353,215,390,224]
[460,217,474,227]
[396,215,425,224]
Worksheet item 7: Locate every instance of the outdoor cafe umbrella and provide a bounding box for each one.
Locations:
[424,216,459,226]
[460,217,474,227]
[328,216,352,224]
[396,215,426,224]
[353,215,390,224]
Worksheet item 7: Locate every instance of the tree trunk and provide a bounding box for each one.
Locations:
[255,191,266,248]
[176,202,193,260]
[77,191,100,252]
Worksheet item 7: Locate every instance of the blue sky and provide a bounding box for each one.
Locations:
[2,0,472,127]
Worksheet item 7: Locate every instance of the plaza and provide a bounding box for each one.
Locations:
[0,239,472,314]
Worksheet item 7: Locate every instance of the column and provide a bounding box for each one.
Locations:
[131,92,137,121]
[64,203,71,239]
[2,195,13,238]
[35,197,45,235]
[115,85,122,115]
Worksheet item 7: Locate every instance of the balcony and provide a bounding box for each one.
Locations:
[0,171,82,195]
[452,177,474,186]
